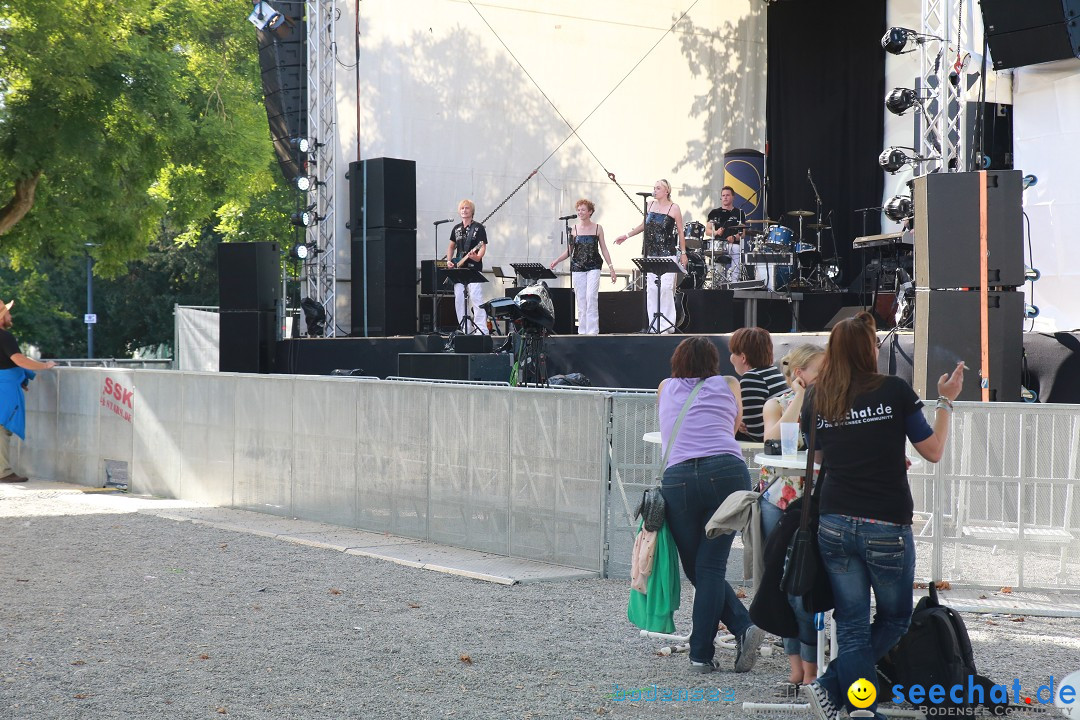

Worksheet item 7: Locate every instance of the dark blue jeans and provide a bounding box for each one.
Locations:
[660,453,752,663]
[815,514,916,718]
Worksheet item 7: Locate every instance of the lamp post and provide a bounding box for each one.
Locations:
[85,243,98,358]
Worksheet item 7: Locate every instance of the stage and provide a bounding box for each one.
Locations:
[275,330,1080,403]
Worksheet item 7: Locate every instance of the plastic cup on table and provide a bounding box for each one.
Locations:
[780,423,799,457]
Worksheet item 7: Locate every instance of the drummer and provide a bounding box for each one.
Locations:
[705,186,747,268]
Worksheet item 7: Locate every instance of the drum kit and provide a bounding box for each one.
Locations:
[682,210,840,291]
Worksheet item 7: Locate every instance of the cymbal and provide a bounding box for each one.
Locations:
[786,209,815,217]
[806,223,831,230]
[745,219,777,224]
[729,224,751,230]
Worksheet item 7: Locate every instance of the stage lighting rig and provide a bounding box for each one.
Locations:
[885,88,931,116]
[290,206,325,228]
[247,2,285,31]
[290,242,322,260]
[881,27,942,55]
[879,147,933,174]
[884,195,913,222]
[290,137,324,155]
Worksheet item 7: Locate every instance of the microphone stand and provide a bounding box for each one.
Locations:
[634,192,651,295]
[432,219,452,334]
[807,169,823,253]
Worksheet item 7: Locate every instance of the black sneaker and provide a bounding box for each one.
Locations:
[807,681,840,720]
[689,658,720,674]
[733,624,764,672]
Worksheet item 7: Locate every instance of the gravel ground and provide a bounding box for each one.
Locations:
[2,483,1078,720]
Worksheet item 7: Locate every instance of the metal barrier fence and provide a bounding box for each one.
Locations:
[19,368,607,572]
[18,368,1080,593]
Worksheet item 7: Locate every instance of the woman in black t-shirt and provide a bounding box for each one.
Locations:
[802,311,964,720]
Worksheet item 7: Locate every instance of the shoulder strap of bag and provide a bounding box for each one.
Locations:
[798,389,819,530]
[659,379,706,473]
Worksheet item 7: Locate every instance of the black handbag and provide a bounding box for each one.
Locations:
[779,393,833,607]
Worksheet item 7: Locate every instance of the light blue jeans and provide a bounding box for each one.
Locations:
[759,498,818,663]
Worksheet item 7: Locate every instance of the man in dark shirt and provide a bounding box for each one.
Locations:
[706,187,747,280]
[0,299,57,483]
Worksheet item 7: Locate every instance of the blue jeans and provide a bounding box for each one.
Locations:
[815,514,916,718]
[759,499,818,663]
[661,453,752,663]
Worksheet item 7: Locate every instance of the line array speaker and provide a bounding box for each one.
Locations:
[913,289,1023,402]
[913,170,1024,289]
[256,5,307,182]
[348,158,417,231]
[218,242,282,312]
[980,0,1080,70]
[351,231,417,337]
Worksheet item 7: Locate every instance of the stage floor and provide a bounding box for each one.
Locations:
[275,330,1080,403]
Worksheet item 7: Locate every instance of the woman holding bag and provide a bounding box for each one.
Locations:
[803,312,964,720]
[658,337,765,674]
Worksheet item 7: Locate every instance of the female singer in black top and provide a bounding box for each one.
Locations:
[614,179,687,334]
[549,198,617,335]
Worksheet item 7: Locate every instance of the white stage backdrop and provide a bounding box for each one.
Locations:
[1013,59,1080,333]
[332,0,768,327]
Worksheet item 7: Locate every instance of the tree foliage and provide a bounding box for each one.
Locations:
[0,0,289,273]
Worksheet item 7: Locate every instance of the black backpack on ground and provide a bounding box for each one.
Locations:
[877,584,1004,717]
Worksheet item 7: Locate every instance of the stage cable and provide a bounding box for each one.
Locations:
[468,0,701,218]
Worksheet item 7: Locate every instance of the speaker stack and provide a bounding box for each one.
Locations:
[254,3,307,183]
[348,158,417,336]
[218,242,282,374]
[911,171,1024,402]
[980,0,1080,70]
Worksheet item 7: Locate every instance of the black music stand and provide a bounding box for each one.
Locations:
[632,257,686,334]
[509,262,556,287]
[438,267,489,335]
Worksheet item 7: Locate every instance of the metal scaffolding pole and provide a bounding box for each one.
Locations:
[304,0,337,335]
[920,0,969,174]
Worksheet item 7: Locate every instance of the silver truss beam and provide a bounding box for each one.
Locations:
[920,0,968,173]
[304,0,337,335]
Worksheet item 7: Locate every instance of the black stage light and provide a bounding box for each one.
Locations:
[300,297,326,336]
[480,296,520,320]
[882,27,916,54]
[878,147,931,174]
[884,195,913,222]
[290,242,321,260]
[886,88,919,116]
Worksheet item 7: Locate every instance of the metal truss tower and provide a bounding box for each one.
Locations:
[920,0,970,173]
[304,0,337,335]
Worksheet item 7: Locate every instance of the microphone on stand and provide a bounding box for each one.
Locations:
[558,214,576,221]
[433,218,453,225]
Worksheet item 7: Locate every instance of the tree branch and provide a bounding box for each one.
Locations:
[0,170,44,236]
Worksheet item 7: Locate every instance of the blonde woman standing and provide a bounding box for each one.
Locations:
[614,180,687,334]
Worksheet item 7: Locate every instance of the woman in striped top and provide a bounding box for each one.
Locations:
[728,327,787,441]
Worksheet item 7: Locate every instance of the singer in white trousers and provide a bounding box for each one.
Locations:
[645,256,679,334]
[572,269,602,335]
[454,282,488,334]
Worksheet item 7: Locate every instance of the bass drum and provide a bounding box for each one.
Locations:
[678,251,706,289]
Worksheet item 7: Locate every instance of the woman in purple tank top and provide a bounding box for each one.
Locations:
[657,337,765,674]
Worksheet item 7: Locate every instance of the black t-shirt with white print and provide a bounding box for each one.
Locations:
[801,375,932,525]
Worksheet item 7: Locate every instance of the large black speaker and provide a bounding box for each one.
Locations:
[506,287,576,335]
[420,259,450,295]
[219,311,277,374]
[397,353,512,382]
[218,242,281,311]
[348,158,416,231]
[966,102,1014,171]
[913,171,1024,289]
[981,0,1080,69]
[913,289,1023,402]
[680,290,739,333]
[351,231,417,336]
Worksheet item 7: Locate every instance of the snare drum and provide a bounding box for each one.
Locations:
[704,238,727,254]
[766,225,794,246]
[684,221,705,250]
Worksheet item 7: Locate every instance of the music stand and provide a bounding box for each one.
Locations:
[632,257,686,334]
[438,267,489,335]
[509,263,556,287]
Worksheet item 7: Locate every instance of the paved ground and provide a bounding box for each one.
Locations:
[2,482,1078,719]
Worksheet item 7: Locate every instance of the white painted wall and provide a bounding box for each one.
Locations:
[331,0,768,326]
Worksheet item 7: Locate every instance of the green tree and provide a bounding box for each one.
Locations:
[0,0,286,273]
